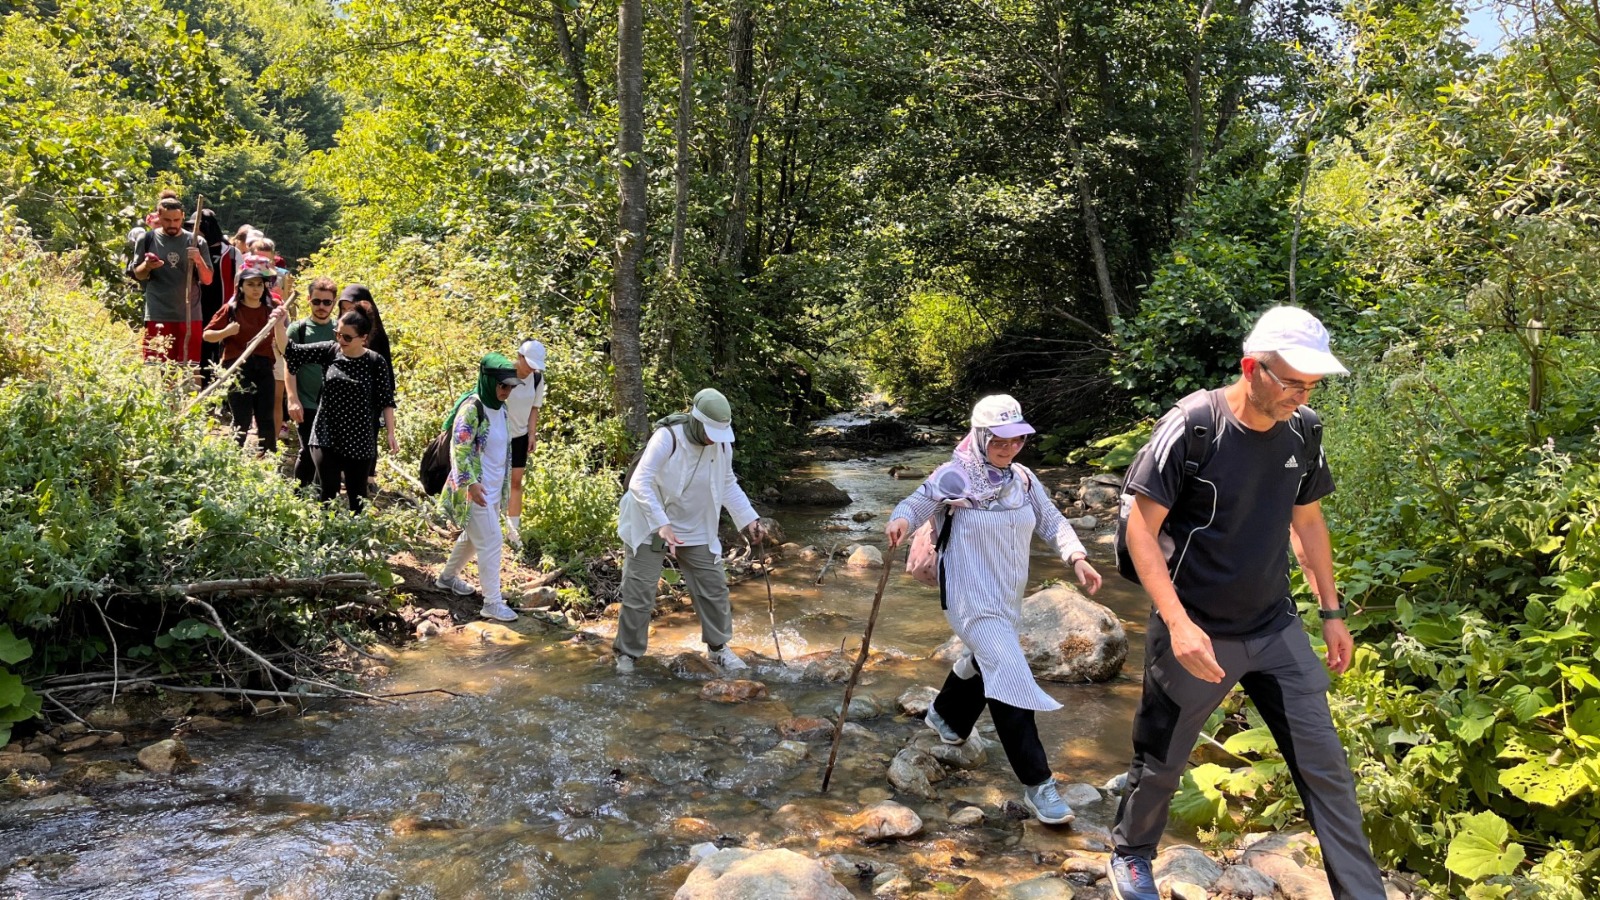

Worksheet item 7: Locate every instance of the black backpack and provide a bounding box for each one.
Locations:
[419,397,485,496]
[1112,391,1322,584]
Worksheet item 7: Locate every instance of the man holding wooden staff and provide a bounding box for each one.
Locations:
[128,195,212,366]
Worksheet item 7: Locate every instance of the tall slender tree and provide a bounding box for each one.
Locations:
[610,0,649,438]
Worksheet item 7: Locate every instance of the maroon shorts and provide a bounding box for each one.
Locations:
[143,321,203,364]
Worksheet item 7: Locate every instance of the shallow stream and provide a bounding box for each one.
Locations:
[0,447,1154,899]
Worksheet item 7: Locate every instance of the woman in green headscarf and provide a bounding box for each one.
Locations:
[435,352,523,622]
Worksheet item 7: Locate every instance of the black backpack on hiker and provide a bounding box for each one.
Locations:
[1112,390,1322,584]
[419,396,484,496]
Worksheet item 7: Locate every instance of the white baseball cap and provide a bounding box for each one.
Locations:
[971,394,1035,438]
[518,339,547,370]
[1242,307,1349,376]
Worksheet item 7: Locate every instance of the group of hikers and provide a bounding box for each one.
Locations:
[127,190,1381,899]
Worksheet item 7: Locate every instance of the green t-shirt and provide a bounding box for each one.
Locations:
[287,317,337,409]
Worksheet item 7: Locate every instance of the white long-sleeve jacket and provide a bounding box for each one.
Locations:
[616,424,759,555]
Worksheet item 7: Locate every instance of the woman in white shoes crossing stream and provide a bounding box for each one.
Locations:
[886,394,1103,825]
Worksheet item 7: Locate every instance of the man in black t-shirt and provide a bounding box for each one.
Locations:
[1106,307,1385,900]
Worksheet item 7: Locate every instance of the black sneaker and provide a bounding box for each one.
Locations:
[1107,851,1159,900]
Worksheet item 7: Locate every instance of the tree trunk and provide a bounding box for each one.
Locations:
[550,0,592,115]
[610,0,649,439]
[1062,126,1118,323]
[1185,0,1218,201]
[668,0,695,279]
[717,0,758,272]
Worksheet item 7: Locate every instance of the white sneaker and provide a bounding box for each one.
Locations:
[435,574,475,596]
[708,646,747,671]
[615,654,636,674]
[479,600,519,622]
[505,523,523,550]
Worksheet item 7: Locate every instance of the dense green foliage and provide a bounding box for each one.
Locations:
[0,229,395,743]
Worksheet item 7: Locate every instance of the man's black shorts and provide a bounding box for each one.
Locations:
[511,433,529,468]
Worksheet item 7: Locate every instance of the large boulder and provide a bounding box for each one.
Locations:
[777,479,852,507]
[934,587,1127,683]
[675,848,852,900]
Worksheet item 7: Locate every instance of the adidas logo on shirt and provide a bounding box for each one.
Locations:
[1284,455,1300,469]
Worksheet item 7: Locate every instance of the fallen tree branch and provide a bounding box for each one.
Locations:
[170,573,378,597]
[185,596,394,705]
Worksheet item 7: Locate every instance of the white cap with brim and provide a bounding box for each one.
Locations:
[519,339,547,370]
[1243,306,1350,376]
[691,406,735,443]
[971,394,1036,438]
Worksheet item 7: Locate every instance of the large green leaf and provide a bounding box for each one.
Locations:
[1498,756,1598,807]
[1444,812,1524,880]
[1222,727,1280,756]
[1170,763,1231,827]
[0,626,31,665]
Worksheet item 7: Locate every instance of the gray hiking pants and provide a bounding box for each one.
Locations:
[614,541,732,660]
[1112,615,1386,900]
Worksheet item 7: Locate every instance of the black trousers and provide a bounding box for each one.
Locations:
[295,416,319,487]
[226,357,277,454]
[311,446,372,512]
[932,663,1051,787]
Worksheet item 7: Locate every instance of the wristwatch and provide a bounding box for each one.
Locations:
[1318,605,1348,620]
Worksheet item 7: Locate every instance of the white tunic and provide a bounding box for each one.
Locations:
[616,424,760,555]
[892,465,1087,711]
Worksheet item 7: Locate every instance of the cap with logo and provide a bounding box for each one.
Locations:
[1242,306,1349,376]
[971,394,1035,438]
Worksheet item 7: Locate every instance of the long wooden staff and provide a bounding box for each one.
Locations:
[820,542,898,793]
[183,195,204,366]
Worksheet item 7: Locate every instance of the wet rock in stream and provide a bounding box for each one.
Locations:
[776,478,853,507]
[675,847,853,899]
[850,800,923,840]
[888,747,946,798]
[135,738,194,775]
[700,679,769,703]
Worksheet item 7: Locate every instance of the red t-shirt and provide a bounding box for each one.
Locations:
[205,300,277,364]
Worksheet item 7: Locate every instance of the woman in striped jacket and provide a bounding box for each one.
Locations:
[886,394,1103,826]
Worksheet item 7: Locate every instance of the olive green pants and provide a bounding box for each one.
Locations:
[613,541,732,660]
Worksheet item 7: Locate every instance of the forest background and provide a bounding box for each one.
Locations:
[2,0,1600,894]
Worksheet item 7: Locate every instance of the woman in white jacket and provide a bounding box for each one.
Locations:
[614,389,770,673]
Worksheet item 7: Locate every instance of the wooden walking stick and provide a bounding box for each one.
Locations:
[748,533,784,663]
[820,542,897,793]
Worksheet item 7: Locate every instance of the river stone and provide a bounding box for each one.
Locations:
[460,621,524,644]
[0,753,51,775]
[887,747,945,798]
[779,541,803,556]
[998,874,1076,899]
[897,685,938,716]
[832,693,885,719]
[701,679,769,703]
[934,587,1127,682]
[1213,864,1277,898]
[1065,515,1098,530]
[67,759,145,786]
[8,793,93,814]
[136,738,195,775]
[1153,845,1222,889]
[777,715,833,740]
[796,651,854,683]
[847,546,884,568]
[1240,830,1316,865]
[799,545,825,561]
[58,735,103,754]
[1102,772,1127,795]
[950,806,986,827]
[1243,846,1332,900]
[667,652,722,679]
[1058,856,1103,881]
[910,731,988,770]
[777,479,853,507]
[390,815,465,834]
[1059,783,1102,807]
[851,800,923,840]
[674,848,852,900]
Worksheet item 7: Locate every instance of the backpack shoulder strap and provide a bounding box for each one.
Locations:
[1173,390,1216,477]
[1296,404,1323,463]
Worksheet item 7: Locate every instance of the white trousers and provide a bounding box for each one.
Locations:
[442,501,503,603]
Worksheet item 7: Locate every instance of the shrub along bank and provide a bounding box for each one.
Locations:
[0,227,402,744]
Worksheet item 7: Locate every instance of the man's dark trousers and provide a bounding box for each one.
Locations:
[1112,614,1386,899]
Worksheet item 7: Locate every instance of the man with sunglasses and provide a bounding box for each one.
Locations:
[1106,307,1385,900]
[285,277,340,488]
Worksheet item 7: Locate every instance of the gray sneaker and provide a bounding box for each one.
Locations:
[615,654,636,674]
[435,574,475,596]
[1022,779,1074,825]
[924,706,966,745]
[479,600,519,622]
[708,646,747,671]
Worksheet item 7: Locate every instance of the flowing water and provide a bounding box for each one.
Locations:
[0,446,1155,900]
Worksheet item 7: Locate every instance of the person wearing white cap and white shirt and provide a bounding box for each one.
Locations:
[613,388,770,674]
[504,339,549,548]
[885,394,1103,827]
[1103,307,1384,900]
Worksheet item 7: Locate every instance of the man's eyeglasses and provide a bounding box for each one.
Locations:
[310,296,335,307]
[336,332,361,344]
[1257,363,1319,396]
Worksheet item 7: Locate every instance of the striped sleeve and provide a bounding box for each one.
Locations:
[1027,474,1086,562]
[891,476,944,532]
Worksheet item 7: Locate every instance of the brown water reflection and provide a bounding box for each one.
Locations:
[0,447,1157,899]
